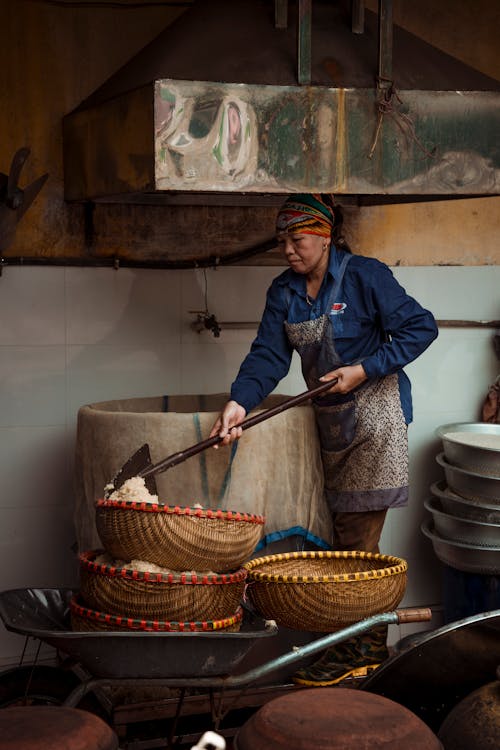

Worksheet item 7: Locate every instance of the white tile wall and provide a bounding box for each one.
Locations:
[0,263,498,664]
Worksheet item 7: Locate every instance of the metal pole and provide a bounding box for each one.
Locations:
[275,0,288,29]
[351,0,365,34]
[298,0,312,85]
[377,0,393,85]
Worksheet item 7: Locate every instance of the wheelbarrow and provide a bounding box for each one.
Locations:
[0,587,431,748]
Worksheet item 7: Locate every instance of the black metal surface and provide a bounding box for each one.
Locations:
[0,588,278,680]
[0,148,48,252]
[362,609,500,733]
[78,0,500,108]
[110,443,158,496]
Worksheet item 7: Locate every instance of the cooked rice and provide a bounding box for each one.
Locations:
[90,552,216,576]
[107,476,159,504]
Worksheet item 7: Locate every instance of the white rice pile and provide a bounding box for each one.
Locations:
[444,431,500,450]
[105,476,159,504]
[92,552,216,576]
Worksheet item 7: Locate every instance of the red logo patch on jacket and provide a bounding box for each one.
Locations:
[330,302,347,315]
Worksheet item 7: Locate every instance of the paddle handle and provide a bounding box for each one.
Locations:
[140,378,338,478]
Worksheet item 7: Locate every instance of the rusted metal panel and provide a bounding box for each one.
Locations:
[3,196,498,267]
[64,72,499,201]
[148,79,500,196]
[63,86,155,202]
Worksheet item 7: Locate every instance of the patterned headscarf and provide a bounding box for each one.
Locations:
[276,194,335,238]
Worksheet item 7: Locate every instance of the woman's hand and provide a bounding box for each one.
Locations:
[320,364,368,394]
[209,400,247,448]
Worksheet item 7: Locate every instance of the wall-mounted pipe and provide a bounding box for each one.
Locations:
[190,319,500,333]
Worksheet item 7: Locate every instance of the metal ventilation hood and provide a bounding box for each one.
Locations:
[63,0,500,206]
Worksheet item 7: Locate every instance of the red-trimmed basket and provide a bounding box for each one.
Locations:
[79,550,247,621]
[70,596,243,633]
[244,551,408,632]
[95,499,265,572]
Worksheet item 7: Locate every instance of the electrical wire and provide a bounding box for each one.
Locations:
[202,267,209,313]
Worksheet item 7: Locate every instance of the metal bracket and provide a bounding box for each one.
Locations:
[0,148,48,252]
[275,0,288,29]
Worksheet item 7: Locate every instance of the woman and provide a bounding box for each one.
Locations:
[209,193,438,686]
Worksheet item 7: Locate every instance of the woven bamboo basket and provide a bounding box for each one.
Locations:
[70,596,243,633]
[79,550,247,621]
[95,499,264,572]
[244,551,408,632]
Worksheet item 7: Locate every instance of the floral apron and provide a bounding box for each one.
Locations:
[284,254,409,512]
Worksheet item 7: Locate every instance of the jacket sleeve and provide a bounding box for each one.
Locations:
[230,278,294,413]
[360,262,439,379]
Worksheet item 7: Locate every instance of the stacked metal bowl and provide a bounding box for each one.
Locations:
[422,422,500,574]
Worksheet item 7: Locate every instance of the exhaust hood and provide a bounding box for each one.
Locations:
[63,0,500,206]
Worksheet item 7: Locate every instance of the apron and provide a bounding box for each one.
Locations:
[284,254,409,512]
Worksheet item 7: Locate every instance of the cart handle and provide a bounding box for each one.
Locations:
[61,607,434,707]
[395,607,432,623]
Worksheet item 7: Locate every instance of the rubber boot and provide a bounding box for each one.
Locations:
[293,626,389,687]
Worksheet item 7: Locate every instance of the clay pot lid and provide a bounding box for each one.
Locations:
[0,707,118,750]
[235,688,443,750]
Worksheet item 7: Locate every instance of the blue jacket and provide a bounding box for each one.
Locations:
[230,248,438,423]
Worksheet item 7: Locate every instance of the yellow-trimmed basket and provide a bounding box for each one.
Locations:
[244,551,408,632]
[95,499,265,572]
[70,595,243,633]
[79,550,247,621]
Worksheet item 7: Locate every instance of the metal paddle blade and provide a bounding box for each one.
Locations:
[110,443,158,495]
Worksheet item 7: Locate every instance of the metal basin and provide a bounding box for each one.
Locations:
[436,453,500,504]
[430,480,500,523]
[424,496,500,547]
[421,518,500,574]
[362,610,500,734]
[435,422,500,477]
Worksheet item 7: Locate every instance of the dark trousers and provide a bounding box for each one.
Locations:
[331,508,389,652]
[331,508,388,553]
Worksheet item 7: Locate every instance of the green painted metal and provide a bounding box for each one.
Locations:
[378,0,393,84]
[153,79,500,196]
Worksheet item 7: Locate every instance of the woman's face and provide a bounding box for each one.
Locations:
[277,232,330,276]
